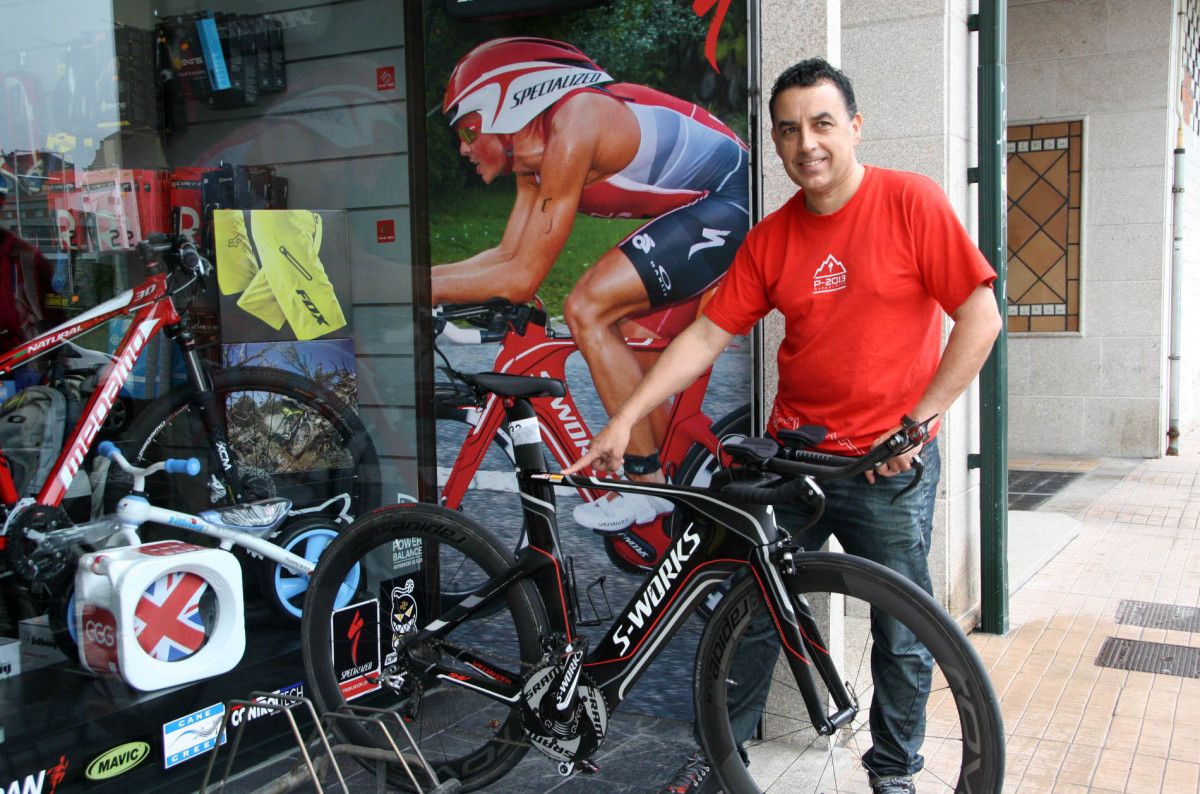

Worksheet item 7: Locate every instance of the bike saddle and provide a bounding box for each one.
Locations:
[200,497,292,535]
[462,371,566,399]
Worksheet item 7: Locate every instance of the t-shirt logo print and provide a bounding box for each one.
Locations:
[813,254,847,295]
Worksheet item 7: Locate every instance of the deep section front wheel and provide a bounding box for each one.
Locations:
[301,503,548,792]
[694,552,1004,794]
[117,366,380,519]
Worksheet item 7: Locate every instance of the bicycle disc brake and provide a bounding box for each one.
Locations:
[519,656,609,767]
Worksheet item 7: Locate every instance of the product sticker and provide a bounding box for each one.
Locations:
[228,681,304,728]
[381,576,419,666]
[85,741,150,781]
[376,66,395,91]
[376,218,395,243]
[137,540,204,556]
[3,756,69,794]
[162,703,227,769]
[331,599,381,701]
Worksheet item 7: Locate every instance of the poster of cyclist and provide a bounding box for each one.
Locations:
[420,0,751,722]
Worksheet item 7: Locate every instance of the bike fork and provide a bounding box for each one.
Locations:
[759,555,858,735]
[169,324,243,501]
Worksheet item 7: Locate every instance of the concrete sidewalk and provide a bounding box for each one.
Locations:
[972,451,1200,793]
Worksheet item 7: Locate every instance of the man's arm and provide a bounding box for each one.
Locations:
[431,112,599,305]
[565,315,735,474]
[869,283,1001,481]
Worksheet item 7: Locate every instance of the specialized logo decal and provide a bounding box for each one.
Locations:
[613,526,702,654]
[331,599,381,700]
[509,69,607,108]
[162,703,226,769]
[134,571,210,661]
[688,227,731,260]
[86,741,150,781]
[4,756,69,794]
[813,254,847,294]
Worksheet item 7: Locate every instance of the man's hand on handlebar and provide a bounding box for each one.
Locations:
[563,420,631,475]
[864,415,934,484]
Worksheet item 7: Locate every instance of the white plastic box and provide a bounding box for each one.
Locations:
[75,540,244,691]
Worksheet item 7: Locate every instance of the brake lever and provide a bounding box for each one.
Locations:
[890,453,924,504]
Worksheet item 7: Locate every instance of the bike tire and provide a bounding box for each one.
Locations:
[301,503,548,792]
[115,367,380,519]
[256,516,358,622]
[694,552,1004,794]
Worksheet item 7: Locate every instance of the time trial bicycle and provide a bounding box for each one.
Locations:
[300,370,1004,793]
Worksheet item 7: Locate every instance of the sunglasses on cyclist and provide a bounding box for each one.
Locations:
[455,119,482,145]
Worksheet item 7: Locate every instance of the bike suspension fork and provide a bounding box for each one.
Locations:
[166,323,243,501]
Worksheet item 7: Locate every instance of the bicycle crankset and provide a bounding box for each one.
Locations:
[3,503,77,582]
[519,655,609,767]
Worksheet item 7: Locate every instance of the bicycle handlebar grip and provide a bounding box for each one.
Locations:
[98,441,120,459]
[164,458,202,476]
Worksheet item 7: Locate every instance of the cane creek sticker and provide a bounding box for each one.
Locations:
[86,741,150,780]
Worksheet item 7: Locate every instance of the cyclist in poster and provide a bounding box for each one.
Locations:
[431,31,749,533]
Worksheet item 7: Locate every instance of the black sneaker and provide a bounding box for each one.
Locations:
[871,775,916,794]
[658,749,719,794]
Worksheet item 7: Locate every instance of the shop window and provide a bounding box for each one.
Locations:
[1005,120,1083,333]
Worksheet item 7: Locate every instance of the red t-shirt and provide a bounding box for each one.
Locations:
[704,166,996,455]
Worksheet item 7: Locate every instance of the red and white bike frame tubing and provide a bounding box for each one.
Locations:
[3,274,180,507]
[440,322,721,509]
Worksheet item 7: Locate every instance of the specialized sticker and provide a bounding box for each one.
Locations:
[162,703,226,769]
[86,741,150,781]
[331,599,381,701]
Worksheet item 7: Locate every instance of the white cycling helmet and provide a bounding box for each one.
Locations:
[442,37,613,135]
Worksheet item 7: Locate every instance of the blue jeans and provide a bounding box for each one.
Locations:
[721,440,941,780]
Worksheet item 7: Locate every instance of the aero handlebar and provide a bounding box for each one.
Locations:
[716,417,935,505]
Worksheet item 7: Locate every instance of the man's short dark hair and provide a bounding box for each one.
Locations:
[769,58,857,122]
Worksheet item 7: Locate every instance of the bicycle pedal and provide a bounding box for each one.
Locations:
[556,759,600,777]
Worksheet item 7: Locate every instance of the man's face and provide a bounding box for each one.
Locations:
[454,112,508,184]
[770,81,862,202]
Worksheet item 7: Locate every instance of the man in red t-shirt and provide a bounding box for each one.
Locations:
[568,59,1000,794]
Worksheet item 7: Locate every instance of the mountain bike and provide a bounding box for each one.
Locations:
[435,298,748,572]
[300,371,1004,793]
[0,234,379,640]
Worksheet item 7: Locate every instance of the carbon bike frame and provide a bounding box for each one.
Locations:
[402,394,857,738]
[0,264,234,509]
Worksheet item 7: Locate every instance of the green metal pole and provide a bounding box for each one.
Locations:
[974,0,1009,634]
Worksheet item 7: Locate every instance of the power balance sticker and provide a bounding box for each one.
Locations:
[162,703,227,769]
[331,599,381,700]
